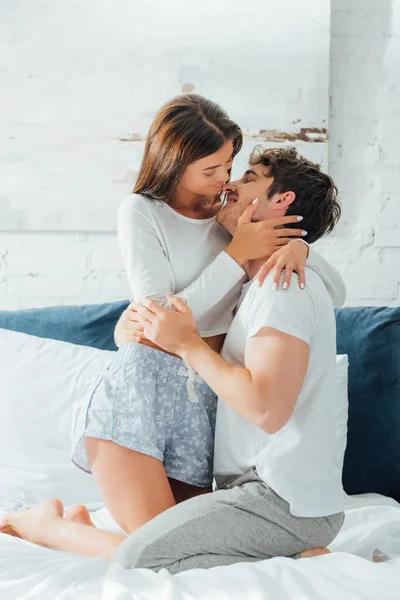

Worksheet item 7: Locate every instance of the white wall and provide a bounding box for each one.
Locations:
[0,0,330,233]
[314,0,400,306]
[1,0,399,309]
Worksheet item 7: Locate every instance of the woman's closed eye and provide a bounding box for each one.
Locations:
[204,158,233,178]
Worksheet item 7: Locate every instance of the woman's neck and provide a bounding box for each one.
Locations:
[169,188,220,218]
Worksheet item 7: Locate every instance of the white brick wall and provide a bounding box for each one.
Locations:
[1,0,399,310]
[314,0,400,307]
[0,232,128,309]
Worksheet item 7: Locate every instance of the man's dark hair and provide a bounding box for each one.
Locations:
[249,146,341,243]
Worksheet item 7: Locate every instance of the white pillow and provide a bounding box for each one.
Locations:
[0,329,114,511]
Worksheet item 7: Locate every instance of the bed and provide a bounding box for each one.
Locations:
[0,302,399,599]
[1,494,400,599]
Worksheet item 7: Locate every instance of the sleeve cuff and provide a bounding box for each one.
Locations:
[297,238,309,249]
[220,250,247,280]
[247,320,311,345]
[292,238,310,257]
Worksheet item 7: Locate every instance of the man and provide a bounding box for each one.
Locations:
[0,147,347,572]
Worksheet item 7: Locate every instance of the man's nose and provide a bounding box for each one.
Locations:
[223,181,238,192]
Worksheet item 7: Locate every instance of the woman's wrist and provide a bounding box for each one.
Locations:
[289,238,310,258]
[225,241,246,267]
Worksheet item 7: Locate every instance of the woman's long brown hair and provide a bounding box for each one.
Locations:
[133,94,243,201]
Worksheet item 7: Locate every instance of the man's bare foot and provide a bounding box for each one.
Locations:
[65,505,95,528]
[0,498,63,546]
[299,547,331,558]
[372,549,391,563]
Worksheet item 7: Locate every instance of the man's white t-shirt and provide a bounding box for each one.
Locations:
[214,268,347,517]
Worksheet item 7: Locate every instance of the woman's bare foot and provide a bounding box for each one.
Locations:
[65,505,95,528]
[299,547,331,558]
[0,498,64,546]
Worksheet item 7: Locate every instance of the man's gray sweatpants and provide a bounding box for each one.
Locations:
[113,468,344,574]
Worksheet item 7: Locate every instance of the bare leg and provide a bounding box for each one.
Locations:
[61,457,212,542]
[85,436,176,534]
[0,499,124,559]
[60,476,211,545]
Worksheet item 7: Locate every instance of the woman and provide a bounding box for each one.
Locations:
[1,95,340,555]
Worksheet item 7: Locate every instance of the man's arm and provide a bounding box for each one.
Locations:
[135,295,310,435]
[181,327,309,434]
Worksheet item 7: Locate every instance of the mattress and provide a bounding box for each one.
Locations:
[1,493,399,600]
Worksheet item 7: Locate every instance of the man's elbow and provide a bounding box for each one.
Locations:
[252,406,290,435]
[246,386,294,435]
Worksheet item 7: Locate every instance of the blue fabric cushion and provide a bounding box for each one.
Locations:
[335,306,400,502]
[0,300,130,351]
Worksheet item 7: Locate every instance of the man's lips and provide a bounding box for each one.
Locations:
[219,190,238,209]
[225,192,238,204]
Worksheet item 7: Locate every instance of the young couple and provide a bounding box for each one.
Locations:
[0,94,347,573]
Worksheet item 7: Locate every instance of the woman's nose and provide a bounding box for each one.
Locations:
[216,167,230,183]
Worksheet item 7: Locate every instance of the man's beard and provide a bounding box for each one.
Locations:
[216,208,237,235]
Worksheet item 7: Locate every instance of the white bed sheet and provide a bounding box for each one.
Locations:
[1,493,399,600]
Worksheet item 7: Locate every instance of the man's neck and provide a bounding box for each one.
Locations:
[244,256,273,281]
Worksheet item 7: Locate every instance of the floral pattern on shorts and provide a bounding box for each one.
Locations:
[72,343,217,487]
